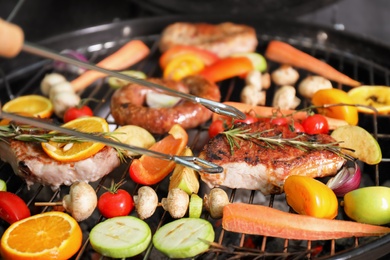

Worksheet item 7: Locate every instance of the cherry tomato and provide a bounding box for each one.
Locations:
[270,117,289,126]
[63,105,93,123]
[234,114,258,125]
[209,120,225,138]
[199,57,254,83]
[290,122,305,133]
[97,181,134,219]
[0,191,31,224]
[301,114,329,134]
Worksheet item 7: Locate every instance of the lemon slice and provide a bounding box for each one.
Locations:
[107,70,147,89]
[113,125,156,157]
[347,86,390,114]
[331,125,382,165]
[41,116,109,162]
[2,95,53,118]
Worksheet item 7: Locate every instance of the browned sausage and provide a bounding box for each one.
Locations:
[110,75,221,134]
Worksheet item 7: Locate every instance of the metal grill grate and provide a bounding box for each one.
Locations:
[1,17,390,259]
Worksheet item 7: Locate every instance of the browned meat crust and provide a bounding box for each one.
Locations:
[0,139,120,190]
[110,75,221,135]
[159,22,258,57]
[199,121,345,195]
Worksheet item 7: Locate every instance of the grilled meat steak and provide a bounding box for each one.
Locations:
[199,121,345,195]
[0,139,120,190]
[159,22,258,57]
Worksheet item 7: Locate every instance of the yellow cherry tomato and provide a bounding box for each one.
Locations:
[284,175,338,219]
[163,53,205,81]
[311,88,359,126]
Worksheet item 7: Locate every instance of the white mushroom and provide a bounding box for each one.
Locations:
[62,181,97,222]
[272,85,301,110]
[51,92,81,118]
[203,188,230,219]
[298,76,333,99]
[49,81,74,100]
[271,65,299,86]
[245,70,262,90]
[241,85,266,106]
[161,188,189,219]
[261,72,271,90]
[133,186,159,220]
[40,73,67,96]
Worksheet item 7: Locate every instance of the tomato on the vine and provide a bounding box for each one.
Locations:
[97,180,134,219]
[63,104,93,123]
[208,119,225,138]
[291,122,305,133]
[270,117,289,126]
[234,114,258,125]
[301,114,329,134]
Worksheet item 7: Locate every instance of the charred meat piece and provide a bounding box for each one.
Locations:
[199,121,345,195]
[0,139,120,190]
[159,22,258,57]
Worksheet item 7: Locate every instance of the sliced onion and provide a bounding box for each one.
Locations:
[146,91,182,108]
[326,161,361,197]
[53,49,88,74]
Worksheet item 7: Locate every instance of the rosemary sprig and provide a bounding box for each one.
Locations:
[0,123,127,162]
[222,126,355,160]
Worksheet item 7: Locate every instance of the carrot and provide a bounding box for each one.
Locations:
[265,40,361,87]
[71,40,150,92]
[214,101,348,130]
[223,203,390,240]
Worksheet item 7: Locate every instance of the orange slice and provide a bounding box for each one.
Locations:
[41,116,109,162]
[2,95,53,118]
[0,211,82,260]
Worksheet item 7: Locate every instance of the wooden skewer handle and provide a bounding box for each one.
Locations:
[35,202,63,207]
[0,19,24,58]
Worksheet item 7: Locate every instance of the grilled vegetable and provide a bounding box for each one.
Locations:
[265,40,361,87]
[71,40,150,92]
[342,186,390,225]
[0,179,6,191]
[0,191,31,224]
[284,175,338,219]
[161,188,189,219]
[231,52,267,72]
[63,181,97,222]
[203,188,230,219]
[63,101,93,123]
[152,218,215,258]
[301,114,329,134]
[107,70,147,89]
[89,216,151,258]
[189,194,203,218]
[271,65,299,86]
[133,186,158,220]
[222,203,390,240]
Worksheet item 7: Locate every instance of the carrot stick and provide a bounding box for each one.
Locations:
[223,203,390,240]
[265,40,361,87]
[214,101,348,130]
[71,40,150,92]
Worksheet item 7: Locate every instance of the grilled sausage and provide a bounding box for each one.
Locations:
[110,75,221,134]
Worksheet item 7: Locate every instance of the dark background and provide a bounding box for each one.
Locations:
[0,0,389,46]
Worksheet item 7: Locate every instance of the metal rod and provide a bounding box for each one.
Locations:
[0,111,223,173]
[22,42,246,120]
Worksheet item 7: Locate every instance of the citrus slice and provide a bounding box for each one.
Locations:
[89,216,151,258]
[41,116,109,162]
[2,95,53,118]
[113,125,156,157]
[311,88,359,125]
[331,125,382,165]
[0,211,82,260]
[347,85,390,114]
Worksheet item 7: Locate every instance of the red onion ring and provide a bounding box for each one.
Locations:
[53,49,88,75]
[326,161,361,197]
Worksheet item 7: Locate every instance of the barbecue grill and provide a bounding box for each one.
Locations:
[1,13,390,260]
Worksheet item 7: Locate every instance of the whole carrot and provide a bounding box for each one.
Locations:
[71,40,150,92]
[265,40,361,87]
[222,203,390,240]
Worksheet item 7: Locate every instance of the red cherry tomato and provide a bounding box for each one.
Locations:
[270,117,289,126]
[63,105,93,123]
[0,191,31,224]
[301,114,329,134]
[97,182,134,219]
[209,120,225,138]
[291,122,305,133]
[234,115,258,125]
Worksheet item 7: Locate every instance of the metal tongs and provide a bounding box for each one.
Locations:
[0,109,223,173]
[22,42,246,120]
